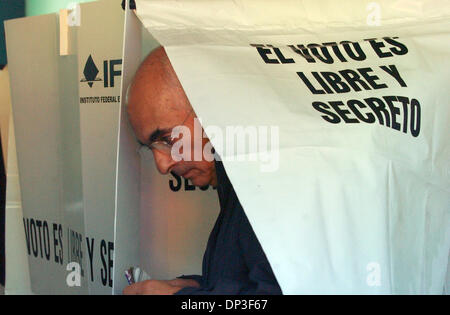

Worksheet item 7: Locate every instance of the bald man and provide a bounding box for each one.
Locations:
[124,47,281,295]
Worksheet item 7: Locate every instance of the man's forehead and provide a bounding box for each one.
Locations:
[128,84,188,143]
[126,47,191,142]
[128,96,165,140]
[128,79,177,119]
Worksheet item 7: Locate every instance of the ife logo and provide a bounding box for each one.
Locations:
[80,54,122,88]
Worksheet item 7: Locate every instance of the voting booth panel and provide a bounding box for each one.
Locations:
[5,0,124,294]
[138,155,219,281]
[5,0,220,294]
[77,0,125,294]
[6,13,89,294]
[1,66,33,294]
[135,0,450,294]
[4,0,449,295]
[113,8,220,294]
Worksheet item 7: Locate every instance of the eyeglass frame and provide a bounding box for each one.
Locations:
[138,108,195,156]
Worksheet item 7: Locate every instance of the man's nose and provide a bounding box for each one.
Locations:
[152,150,176,175]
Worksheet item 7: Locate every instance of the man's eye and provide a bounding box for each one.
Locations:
[162,135,175,145]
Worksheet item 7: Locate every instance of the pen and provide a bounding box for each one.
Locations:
[125,269,134,285]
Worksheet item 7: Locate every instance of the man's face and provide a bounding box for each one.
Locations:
[127,52,217,187]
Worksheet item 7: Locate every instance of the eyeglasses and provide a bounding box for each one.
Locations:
[139,109,194,156]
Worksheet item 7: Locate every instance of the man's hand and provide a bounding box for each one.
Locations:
[167,278,201,288]
[123,280,183,295]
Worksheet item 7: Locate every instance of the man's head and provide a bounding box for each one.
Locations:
[127,47,217,187]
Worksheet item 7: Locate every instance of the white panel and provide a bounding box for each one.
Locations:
[135,0,450,294]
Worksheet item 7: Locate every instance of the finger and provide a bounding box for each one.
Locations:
[123,282,141,295]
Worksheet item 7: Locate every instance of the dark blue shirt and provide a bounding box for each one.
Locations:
[175,160,282,294]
